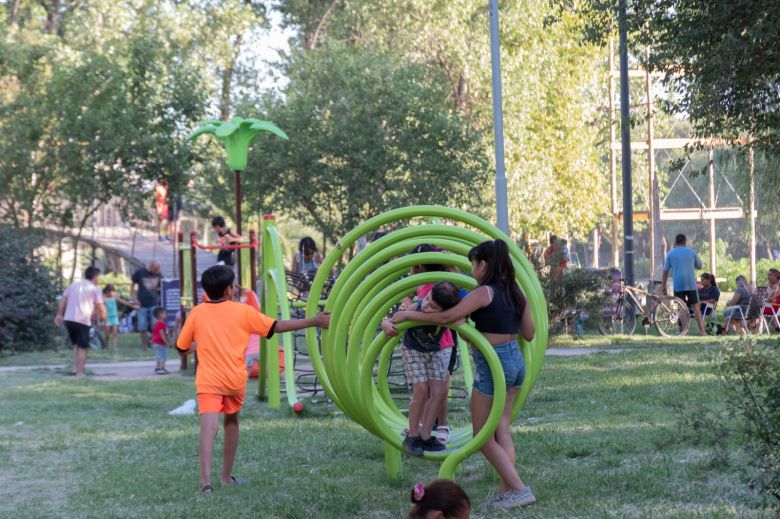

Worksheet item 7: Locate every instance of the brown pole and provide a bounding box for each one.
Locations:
[234,169,243,286]
[748,145,757,287]
[178,231,187,371]
[708,150,717,276]
[190,230,199,374]
[249,229,257,294]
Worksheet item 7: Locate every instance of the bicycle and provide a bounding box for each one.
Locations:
[599,280,691,337]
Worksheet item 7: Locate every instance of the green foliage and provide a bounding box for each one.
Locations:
[676,339,780,502]
[0,227,59,351]
[699,239,780,291]
[239,44,491,243]
[274,0,609,239]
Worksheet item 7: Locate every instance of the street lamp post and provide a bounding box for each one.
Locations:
[489,0,509,235]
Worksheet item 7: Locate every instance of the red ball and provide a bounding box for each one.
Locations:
[292,402,304,414]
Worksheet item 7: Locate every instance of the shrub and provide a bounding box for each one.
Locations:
[677,338,780,502]
[0,227,60,352]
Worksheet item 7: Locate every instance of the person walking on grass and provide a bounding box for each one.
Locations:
[662,234,707,335]
[54,266,107,379]
[176,265,330,493]
[151,307,170,374]
[390,240,536,510]
[131,260,162,348]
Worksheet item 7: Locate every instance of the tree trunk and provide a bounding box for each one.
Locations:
[219,34,243,120]
[306,0,340,51]
[8,0,21,25]
[42,0,62,34]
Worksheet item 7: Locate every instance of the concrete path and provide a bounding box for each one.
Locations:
[1,347,626,382]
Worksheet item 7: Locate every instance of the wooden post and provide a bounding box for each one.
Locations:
[178,231,187,372]
[748,146,757,287]
[708,150,717,275]
[234,169,242,285]
[646,50,663,282]
[190,231,199,373]
[591,227,600,268]
[609,38,620,268]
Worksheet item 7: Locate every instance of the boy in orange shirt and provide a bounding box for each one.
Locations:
[176,265,329,493]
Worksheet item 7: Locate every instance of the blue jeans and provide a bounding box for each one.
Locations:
[471,340,526,397]
[137,306,155,333]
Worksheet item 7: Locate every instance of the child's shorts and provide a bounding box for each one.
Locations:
[471,340,525,397]
[401,346,452,385]
[197,393,245,415]
[152,344,167,361]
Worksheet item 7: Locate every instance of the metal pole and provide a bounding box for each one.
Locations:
[618,0,634,285]
[608,38,620,268]
[234,169,243,285]
[489,0,509,235]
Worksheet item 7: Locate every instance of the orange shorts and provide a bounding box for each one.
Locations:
[197,393,244,415]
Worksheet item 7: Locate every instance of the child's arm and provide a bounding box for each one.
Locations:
[381,318,399,337]
[274,312,330,333]
[160,326,169,346]
[392,287,490,325]
[176,315,195,355]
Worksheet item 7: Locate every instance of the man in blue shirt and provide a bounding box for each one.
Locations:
[662,234,706,335]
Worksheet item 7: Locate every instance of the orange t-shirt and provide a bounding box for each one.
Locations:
[176,301,276,395]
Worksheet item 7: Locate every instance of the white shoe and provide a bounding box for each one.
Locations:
[493,487,536,509]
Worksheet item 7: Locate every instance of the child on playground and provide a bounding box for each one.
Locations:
[408,479,471,519]
[382,245,462,455]
[392,240,536,509]
[151,307,170,374]
[103,284,121,349]
[102,284,135,349]
[176,265,329,493]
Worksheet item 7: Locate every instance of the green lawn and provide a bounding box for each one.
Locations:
[0,338,777,518]
[0,333,152,366]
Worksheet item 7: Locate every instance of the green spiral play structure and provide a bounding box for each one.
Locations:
[298,205,547,479]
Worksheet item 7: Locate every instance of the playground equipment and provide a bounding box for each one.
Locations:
[176,229,259,369]
[189,117,288,285]
[298,205,548,479]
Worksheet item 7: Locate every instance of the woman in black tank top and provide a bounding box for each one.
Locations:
[389,240,536,508]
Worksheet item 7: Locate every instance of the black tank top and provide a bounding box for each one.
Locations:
[470,284,523,334]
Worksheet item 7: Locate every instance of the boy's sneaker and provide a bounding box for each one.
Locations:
[154,368,162,374]
[159,367,170,375]
[493,487,536,509]
[421,436,446,452]
[402,435,423,456]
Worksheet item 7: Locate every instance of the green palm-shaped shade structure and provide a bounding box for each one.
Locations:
[188,116,289,171]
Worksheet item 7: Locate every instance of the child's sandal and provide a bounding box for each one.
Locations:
[201,484,214,493]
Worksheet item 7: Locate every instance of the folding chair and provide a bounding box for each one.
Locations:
[760,301,780,334]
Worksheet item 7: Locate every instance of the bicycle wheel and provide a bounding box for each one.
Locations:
[598,300,636,335]
[653,296,690,337]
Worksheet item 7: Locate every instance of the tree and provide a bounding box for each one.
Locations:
[238,45,491,244]
[273,0,609,239]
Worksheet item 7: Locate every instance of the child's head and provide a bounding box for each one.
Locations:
[154,307,166,321]
[103,283,116,296]
[409,244,445,274]
[421,281,461,313]
[408,480,470,519]
[467,239,514,285]
[211,216,226,232]
[201,265,235,300]
[298,236,317,257]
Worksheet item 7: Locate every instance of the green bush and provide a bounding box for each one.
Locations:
[701,239,780,290]
[0,227,60,352]
[677,339,780,502]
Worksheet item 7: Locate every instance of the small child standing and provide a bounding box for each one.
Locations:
[383,279,462,456]
[177,265,329,493]
[151,307,170,374]
[103,284,121,349]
